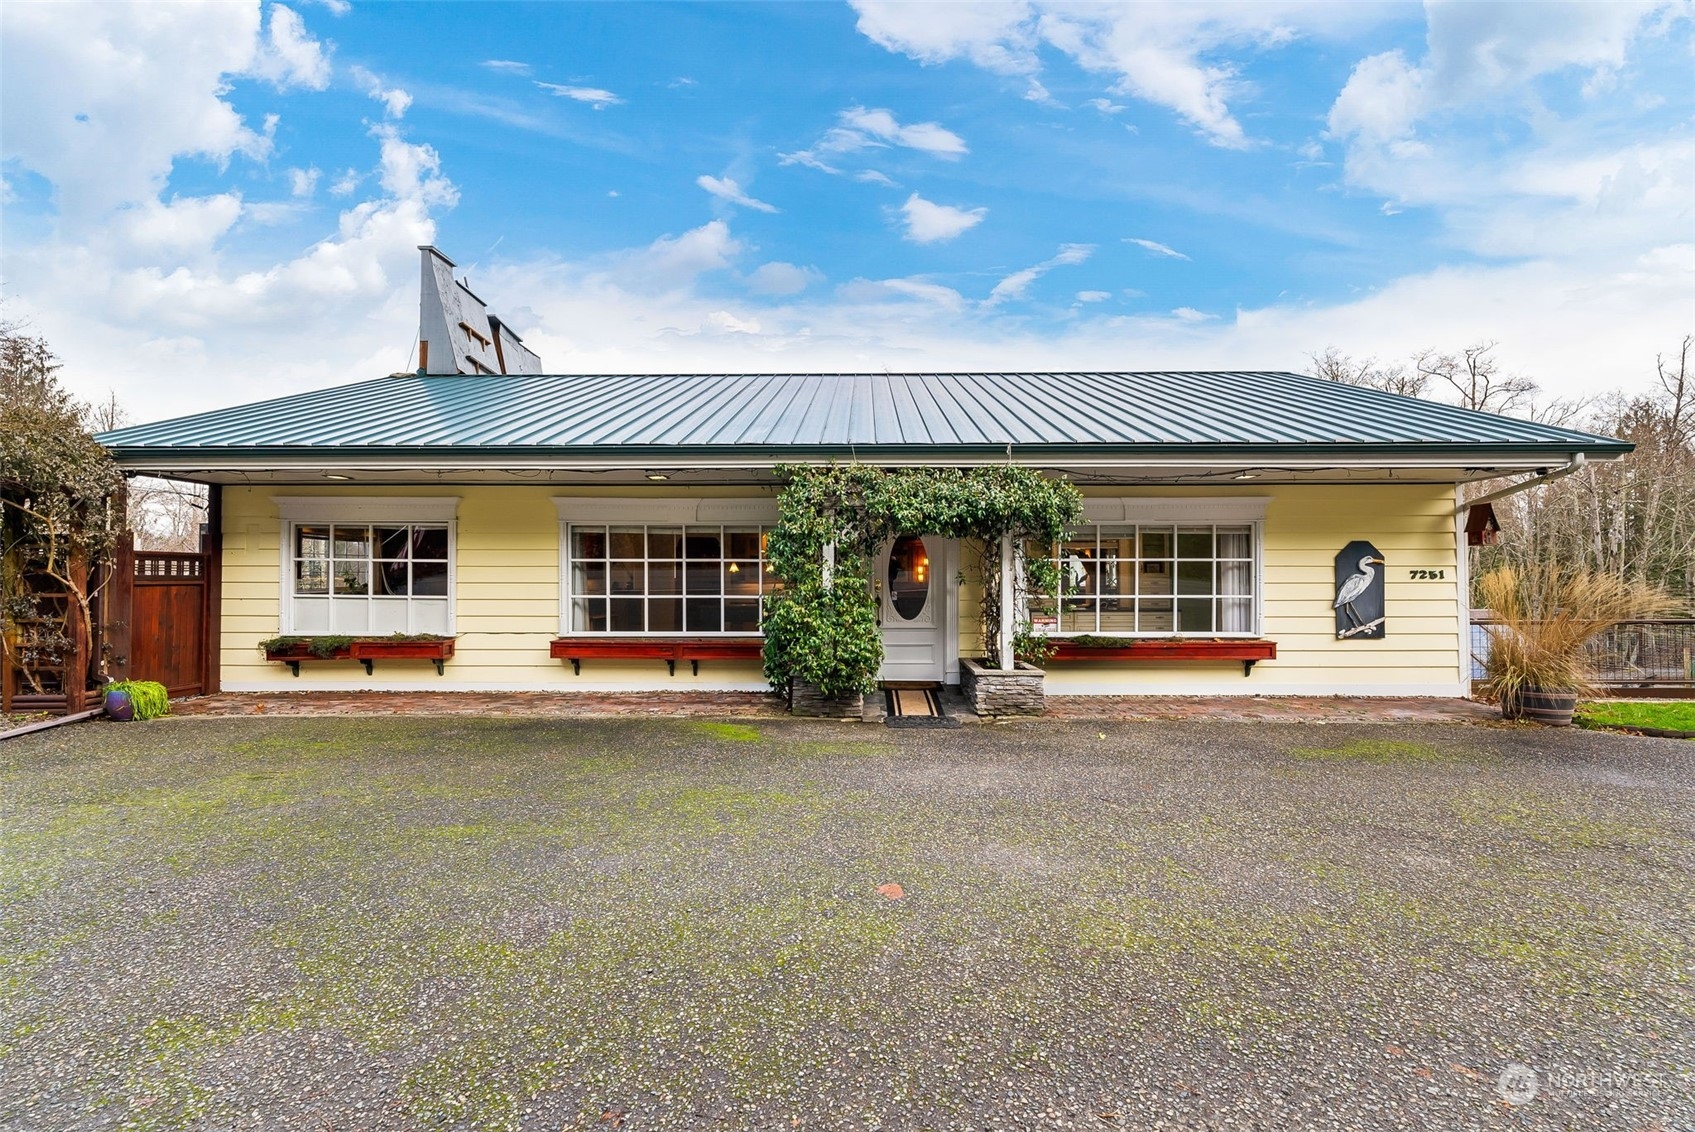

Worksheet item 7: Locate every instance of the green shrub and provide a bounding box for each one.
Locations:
[104,679,169,720]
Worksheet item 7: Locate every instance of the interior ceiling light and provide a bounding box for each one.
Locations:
[645,472,670,481]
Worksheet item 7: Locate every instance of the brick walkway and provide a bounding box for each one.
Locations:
[170,691,790,718]
[1045,694,1496,723]
[169,690,1495,724]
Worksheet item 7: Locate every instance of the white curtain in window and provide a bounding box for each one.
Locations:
[1218,528,1253,632]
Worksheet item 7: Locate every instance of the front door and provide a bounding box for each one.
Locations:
[878,535,950,684]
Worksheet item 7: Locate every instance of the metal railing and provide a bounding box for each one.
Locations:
[1471,618,1695,689]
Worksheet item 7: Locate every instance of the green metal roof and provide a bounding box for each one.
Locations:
[97,371,1629,464]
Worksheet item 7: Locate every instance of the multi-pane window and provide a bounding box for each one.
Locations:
[289,522,451,634]
[1043,524,1256,635]
[567,525,781,634]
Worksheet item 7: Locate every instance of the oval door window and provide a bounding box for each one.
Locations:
[888,535,930,621]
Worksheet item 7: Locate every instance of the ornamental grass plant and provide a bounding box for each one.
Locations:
[1477,565,1676,704]
[103,679,170,720]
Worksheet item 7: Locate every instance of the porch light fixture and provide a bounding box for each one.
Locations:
[1233,472,1260,480]
[323,473,354,481]
[645,472,670,481]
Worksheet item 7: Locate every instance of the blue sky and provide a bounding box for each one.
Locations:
[2,1,1691,418]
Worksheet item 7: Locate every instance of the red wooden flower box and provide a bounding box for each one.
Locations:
[550,636,765,676]
[1045,637,1277,676]
[263,638,455,676]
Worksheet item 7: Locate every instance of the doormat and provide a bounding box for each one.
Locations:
[883,686,960,728]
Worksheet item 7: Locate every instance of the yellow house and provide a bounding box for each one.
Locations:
[96,368,1629,704]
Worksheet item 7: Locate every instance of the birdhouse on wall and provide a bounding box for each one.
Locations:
[1465,502,1501,546]
[1334,540,1387,640]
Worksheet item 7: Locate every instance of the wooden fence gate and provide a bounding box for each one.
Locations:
[130,551,211,698]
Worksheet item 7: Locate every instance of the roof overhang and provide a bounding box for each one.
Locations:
[106,442,1629,487]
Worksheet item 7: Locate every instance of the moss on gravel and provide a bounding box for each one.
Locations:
[1286,738,1449,764]
[2,716,1691,1129]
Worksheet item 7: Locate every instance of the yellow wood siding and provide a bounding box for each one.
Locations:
[219,482,1464,696]
[1032,485,1464,696]
[219,486,773,692]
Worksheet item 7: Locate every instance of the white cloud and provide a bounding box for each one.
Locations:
[1085,97,1125,114]
[288,166,321,197]
[350,65,411,118]
[481,59,532,75]
[1023,79,1062,107]
[1327,4,1675,160]
[781,105,967,172]
[370,124,457,208]
[836,276,968,310]
[633,220,742,288]
[0,2,274,220]
[249,4,332,91]
[850,1,1377,149]
[535,82,623,109]
[1327,48,1424,144]
[304,0,351,14]
[112,193,245,259]
[5,99,466,417]
[703,310,762,335]
[746,262,822,296]
[855,169,898,187]
[1170,306,1215,322]
[696,174,778,213]
[840,105,967,157]
[1076,290,1111,302]
[899,193,987,244]
[850,2,1037,74]
[1126,237,1190,260]
[1321,2,1692,269]
[329,168,362,196]
[986,243,1093,306]
[454,240,1691,409]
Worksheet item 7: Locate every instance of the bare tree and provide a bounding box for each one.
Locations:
[1414,341,1539,414]
[1657,333,1691,444]
[1312,333,1695,605]
[1308,347,1429,397]
[128,478,208,552]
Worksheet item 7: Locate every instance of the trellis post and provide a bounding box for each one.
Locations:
[998,532,1016,671]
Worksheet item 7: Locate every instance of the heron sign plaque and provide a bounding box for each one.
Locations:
[1334,540,1386,640]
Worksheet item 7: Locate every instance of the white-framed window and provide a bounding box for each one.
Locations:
[555,498,783,636]
[273,497,458,636]
[1036,498,1266,637]
[564,524,780,634]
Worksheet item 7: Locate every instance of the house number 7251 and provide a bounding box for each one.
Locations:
[1409,569,1446,580]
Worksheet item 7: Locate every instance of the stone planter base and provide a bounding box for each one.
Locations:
[960,657,1045,717]
[788,679,865,719]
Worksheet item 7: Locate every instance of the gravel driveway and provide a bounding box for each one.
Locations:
[2,716,1691,1130]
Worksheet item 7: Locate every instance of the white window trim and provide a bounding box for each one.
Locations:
[552,497,779,524]
[555,497,780,636]
[277,515,458,636]
[272,496,461,523]
[1080,496,1270,524]
[1050,496,1266,638]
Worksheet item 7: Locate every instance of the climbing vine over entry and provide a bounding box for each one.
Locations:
[761,465,1083,697]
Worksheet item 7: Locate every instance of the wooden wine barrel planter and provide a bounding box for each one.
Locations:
[1501,687,1578,727]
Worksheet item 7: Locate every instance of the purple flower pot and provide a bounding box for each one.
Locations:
[104,689,135,722]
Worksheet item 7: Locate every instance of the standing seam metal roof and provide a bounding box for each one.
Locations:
[95,371,1630,453]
